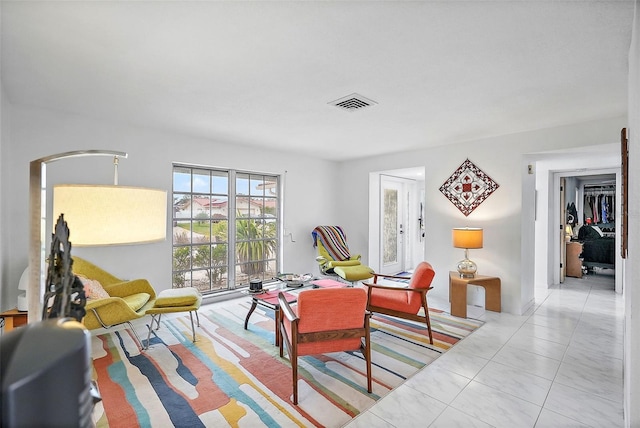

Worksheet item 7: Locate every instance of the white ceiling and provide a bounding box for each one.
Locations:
[1,1,634,161]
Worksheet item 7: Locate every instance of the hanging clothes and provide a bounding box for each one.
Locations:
[584,196,594,223]
[583,186,615,225]
[601,195,609,224]
[567,202,578,226]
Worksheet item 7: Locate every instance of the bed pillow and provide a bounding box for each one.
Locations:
[578,225,602,240]
[591,225,604,237]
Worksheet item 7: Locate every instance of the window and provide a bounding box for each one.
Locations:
[172,165,280,293]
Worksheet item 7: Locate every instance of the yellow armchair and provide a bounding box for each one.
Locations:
[72,257,157,348]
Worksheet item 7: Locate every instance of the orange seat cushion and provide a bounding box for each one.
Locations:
[369,287,418,313]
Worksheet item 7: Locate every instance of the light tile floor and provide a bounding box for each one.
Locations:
[345,271,624,428]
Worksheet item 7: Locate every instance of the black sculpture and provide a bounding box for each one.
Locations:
[42,214,86,322]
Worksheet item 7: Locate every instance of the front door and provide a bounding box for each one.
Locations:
[380,175,409,275]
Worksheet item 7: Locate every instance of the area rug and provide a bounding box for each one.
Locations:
[91,298,483,427]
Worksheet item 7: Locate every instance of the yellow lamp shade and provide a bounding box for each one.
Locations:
[53,184,167,246]
[452,227,483,249]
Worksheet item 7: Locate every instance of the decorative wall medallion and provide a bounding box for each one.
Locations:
[439,158,499,216]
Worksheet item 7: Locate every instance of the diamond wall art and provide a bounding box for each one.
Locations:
[439,158,499,216]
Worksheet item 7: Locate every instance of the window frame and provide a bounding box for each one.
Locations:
[172,164,282,293]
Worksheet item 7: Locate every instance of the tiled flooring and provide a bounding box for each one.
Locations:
[346,271,624,428]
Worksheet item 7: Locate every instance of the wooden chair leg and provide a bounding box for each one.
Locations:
[278,311,284,357]
[364,318,372,393]
[292,351,298,405]
[422,301,433,344]
[426,314,433,344]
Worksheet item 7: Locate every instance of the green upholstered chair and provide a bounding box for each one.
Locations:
[278,287,372,404]
[72,256,157,349]
[311,226,374,282]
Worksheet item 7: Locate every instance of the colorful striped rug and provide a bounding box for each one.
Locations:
[91,298,482,427]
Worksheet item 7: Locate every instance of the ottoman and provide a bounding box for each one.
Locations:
[145,287,202,348]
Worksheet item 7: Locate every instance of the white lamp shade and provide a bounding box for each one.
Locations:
[18,266,30,291]
[452,227,483,249]
[17,266,29,311]
[53,184,167,246]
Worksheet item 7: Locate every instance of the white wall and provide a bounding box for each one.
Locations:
[0,104,340,308]
[0,2,6,312]
[625,1,639,426]
[336,116,625,315]
[0,1,5,310]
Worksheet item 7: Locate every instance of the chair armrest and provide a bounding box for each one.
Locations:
[85,296,123,310]
[326,260,362,268]
[83,296,146,330]
[363,282,432,293]
[363,282,409,291]
[371,272,411,283]
[278,292,299,322]
[317,255,361,267]
[103,279,156,299]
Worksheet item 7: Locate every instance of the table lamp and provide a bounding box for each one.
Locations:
[452,227,483,278]
[17,266,29,311]
[565,225,573,242]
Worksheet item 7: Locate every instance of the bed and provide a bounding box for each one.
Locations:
[577,225,616,271]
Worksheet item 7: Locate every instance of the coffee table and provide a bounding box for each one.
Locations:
[244,289,297,345]
[243,278,345,345]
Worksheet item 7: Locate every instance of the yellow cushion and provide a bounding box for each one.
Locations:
[327,260,361,268]
[122,292,151,312]
[334,265,374,281]
[155,288,200,307]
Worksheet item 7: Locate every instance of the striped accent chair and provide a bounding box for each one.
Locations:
[311,226,374,282]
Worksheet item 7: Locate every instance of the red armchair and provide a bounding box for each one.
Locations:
[278,288,372,405]
[363,261,435,344]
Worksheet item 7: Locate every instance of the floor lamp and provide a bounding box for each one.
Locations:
[28,150,167,323]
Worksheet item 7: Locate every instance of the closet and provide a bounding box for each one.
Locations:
[582,184,615,233]
[563,176,616,279]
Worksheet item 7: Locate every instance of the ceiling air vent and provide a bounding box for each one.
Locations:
[328,93,377,112]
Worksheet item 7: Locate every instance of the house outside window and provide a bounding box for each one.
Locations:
[172,165,280,293]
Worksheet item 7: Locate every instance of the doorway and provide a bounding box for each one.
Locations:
[380,175,409,275]
[368,167,425,274]
[556,171,618,288]
[522,144,621,315]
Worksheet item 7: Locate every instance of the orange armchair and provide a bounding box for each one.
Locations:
[363,261,435,344]
[278,288,372,405]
